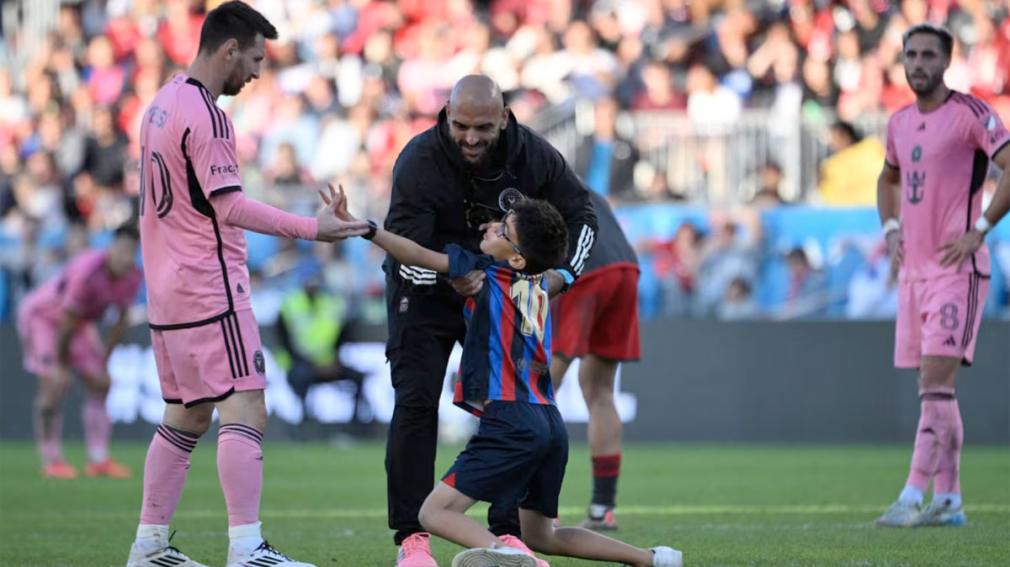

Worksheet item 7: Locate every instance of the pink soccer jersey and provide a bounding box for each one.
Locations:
[138,74,251,328]
[885,91,1010,281]
[19,249,142,324]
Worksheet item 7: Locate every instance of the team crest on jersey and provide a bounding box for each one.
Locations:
[253,350,265,375]
[498,188,525,211]
[911,145,922,163]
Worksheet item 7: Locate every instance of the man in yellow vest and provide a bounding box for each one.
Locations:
[276,271,367,425]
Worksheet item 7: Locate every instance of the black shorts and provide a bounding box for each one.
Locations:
[442,402,569,518]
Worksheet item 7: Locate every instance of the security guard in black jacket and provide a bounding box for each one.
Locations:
[382,75,597,563]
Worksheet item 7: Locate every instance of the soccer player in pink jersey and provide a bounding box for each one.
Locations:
[875,23,1010,528]
[16,224,142,480]
[124,3,368,567]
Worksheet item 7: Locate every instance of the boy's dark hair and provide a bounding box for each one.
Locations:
[831,120,862,144]
[511,199,569,275]
[114,222,140,241]
[198,1,278,55]
[902,23,953,59]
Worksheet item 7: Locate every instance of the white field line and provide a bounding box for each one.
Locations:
[8,504,1009,520]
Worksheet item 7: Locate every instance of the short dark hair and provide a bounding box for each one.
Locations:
[198,1,278,55]
[902,23,953,58]
[114,222,140,241]
[831,120,862,143]
[511,199,569,275]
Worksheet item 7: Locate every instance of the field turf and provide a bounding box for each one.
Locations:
[0,441,1007,566]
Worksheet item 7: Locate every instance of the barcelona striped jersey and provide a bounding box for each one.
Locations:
[446,244,556,416]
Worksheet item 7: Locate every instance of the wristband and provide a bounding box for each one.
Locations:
[363,220,378,240]
[882,218,901,237]
[555,268,575,293]
[974,215,992,236]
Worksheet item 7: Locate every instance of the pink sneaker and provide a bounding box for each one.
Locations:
[397,533,438,567]
[498,534,549,567]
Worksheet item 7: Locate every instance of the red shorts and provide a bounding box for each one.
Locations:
[151,309,266,407]
[16,311,105,378]
[551,263,640,362]
[895,273,989,368]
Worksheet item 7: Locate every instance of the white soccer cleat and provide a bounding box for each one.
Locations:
[651,546,683,567]
[225,541,315,567]
[874,500,921,527]
[126,542,209,567]
[451,546,536,567]
[913,498,967,527]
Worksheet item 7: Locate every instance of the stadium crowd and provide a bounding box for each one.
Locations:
[2,0,1010,321]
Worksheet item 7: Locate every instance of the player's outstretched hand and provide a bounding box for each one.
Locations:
[316,184,368,241]
[938,230,984,269]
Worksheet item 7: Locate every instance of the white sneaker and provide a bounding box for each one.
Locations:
[874,500,921,528]
[126,541,209,567]
[651,546,683,567]
[225,541,315,567]
[451,547,536,567]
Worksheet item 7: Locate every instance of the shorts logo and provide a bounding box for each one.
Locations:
[943,336,956,347]
[399,296,409,313]
[253,350,265,375]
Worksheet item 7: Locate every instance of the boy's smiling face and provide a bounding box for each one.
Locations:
[480,210,527,271]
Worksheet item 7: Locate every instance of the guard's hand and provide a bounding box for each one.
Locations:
[938,230,984,269]
[451,270,485,296]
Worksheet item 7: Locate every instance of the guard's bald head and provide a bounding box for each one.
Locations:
[448,75,503,114]
[445,75,509,166]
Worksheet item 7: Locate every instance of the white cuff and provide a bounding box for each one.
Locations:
[882,218,901,237]
[974,215,992,235]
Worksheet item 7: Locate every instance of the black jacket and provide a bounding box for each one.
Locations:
[383,108,597,347]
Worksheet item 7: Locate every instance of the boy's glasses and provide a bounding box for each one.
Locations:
[496,210,522,255]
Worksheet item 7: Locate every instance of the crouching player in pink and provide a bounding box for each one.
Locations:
[875,23,1010,528]
[17,224,142,480]
[125,3,369,566]
[331,186,681,567]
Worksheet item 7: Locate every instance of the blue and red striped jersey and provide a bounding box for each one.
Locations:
[446,244,555,416]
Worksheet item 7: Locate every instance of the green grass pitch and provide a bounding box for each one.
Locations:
[1,441,1007,566]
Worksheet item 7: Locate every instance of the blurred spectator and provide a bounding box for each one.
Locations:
[716,276,759,320]
[846,243,899,319]
[645,221,702,318]
[574,96,638,197]
[817,121,886,206]
[696,217,759,316]
[749,161,788,207]
[781,247,829,319]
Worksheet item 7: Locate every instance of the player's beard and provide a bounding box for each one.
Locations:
[906,68,944,97]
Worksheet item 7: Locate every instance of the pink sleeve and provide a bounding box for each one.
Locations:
[966,104,1010,159]
[213,190,318,240]
[190,115,243,198]
[884,115,899,168]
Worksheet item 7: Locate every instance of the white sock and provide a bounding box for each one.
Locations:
[228,521,264,556]
[134,524,169,549]
[934,492,962,509]
[898,484,924,505]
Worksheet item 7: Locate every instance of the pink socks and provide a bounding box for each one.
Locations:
[82,392,111,463]
[140,424,199,524]
[217,423,264,527]
[906,389,961,498]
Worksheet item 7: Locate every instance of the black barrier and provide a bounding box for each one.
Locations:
[0,320,1007,442]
